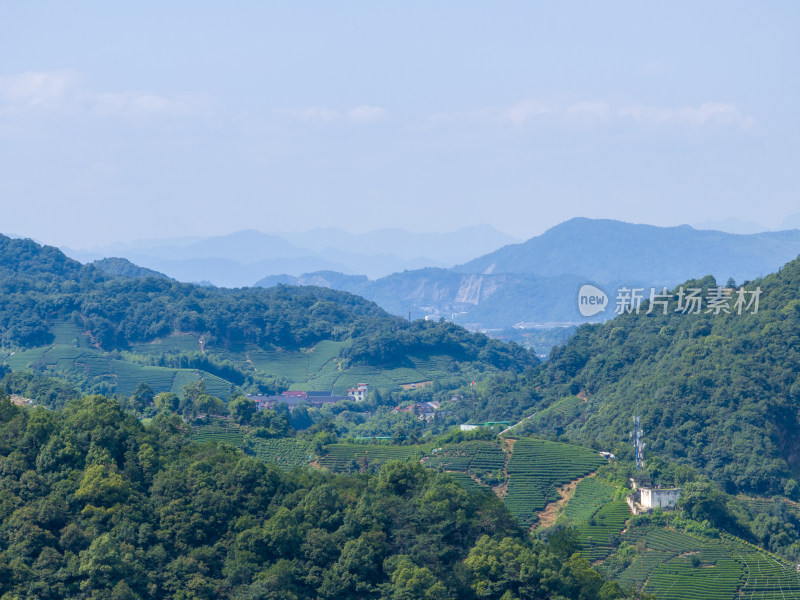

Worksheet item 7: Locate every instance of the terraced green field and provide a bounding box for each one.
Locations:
[188,425,314,470]
[617,550,677,589]
[503,438,605,527]
[349,436,613,528]
[574,500,631,561]
[645,556,744,600]
[318,443,432,472]
[425,441,506,473]
[189,426,246,446]
[4,326,466,399]
[561,476,616,524]
[3,343,234,397]
[738,550,800,599]
[241,343,455,393]
[130,334,204,354]
[611,525,800,600]
[187,428,634,551]
[283,435,800,600]
[49,322,92,347]
[443,471,492,495]
[248,438,314,470]
[187,424,800,600]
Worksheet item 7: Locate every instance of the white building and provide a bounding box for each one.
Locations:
[640,487,681,510]
[346,383,369,402]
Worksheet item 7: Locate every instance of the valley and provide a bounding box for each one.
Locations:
[3,232,800,599]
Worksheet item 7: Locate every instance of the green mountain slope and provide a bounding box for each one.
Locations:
[511,255,800,496]
[90,256,171,280]
[0,235,535,398]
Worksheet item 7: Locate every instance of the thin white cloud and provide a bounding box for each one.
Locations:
[347,105,387,123]
[277,104,388,124]
[0,70,213,119]
[427,106,499,125]
[277,106,341,123]
[617,102,756,130]
[93,91,214,118]
[0,70,78,108]
[567,101,611,119]
[507,101,554,126]
[432,98,756,132]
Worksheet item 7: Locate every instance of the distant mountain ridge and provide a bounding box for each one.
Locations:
[455,218,800,284]
[257,218,800,329]
[62,225,519,285]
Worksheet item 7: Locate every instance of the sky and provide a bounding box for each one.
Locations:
[1,2,798,247]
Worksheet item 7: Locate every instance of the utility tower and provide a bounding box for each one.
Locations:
[632,416,645,470]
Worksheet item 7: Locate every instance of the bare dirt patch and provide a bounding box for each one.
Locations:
[491,438,517,499]
[9,394,34,407]
[493,479,509,499]
[535,473,595,529]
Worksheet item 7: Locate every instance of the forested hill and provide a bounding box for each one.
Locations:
[0,234,97,284]
[0,234,534,377]
[0,393,633,599]
[511,254,800,496]
[90,257,171,280]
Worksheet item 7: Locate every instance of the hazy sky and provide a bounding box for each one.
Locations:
[1,2,798,246]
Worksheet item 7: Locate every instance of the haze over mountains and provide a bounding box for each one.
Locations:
[41,218,800,331]
[690,212,800,235]
[259,219,800,329]
[61,225,519,286]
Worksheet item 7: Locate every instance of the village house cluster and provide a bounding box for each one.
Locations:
[247,383,370,410]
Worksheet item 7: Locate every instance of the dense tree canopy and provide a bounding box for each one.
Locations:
[0,235,535,375]
[497,257,800,496]
[0,393,632,599]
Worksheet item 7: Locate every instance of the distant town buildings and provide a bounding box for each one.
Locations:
[393,401,440,420]
[247,390,350,411]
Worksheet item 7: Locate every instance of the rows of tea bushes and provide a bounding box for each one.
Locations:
[561,476,616,524]
[425,440,506,473]
[503,438,605,527]
[248,437,314,470]
[189,425,246,446]
[317,442,432,472]
[612,524,800,600]
[574,500,631,561]
[444,471,493,495]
